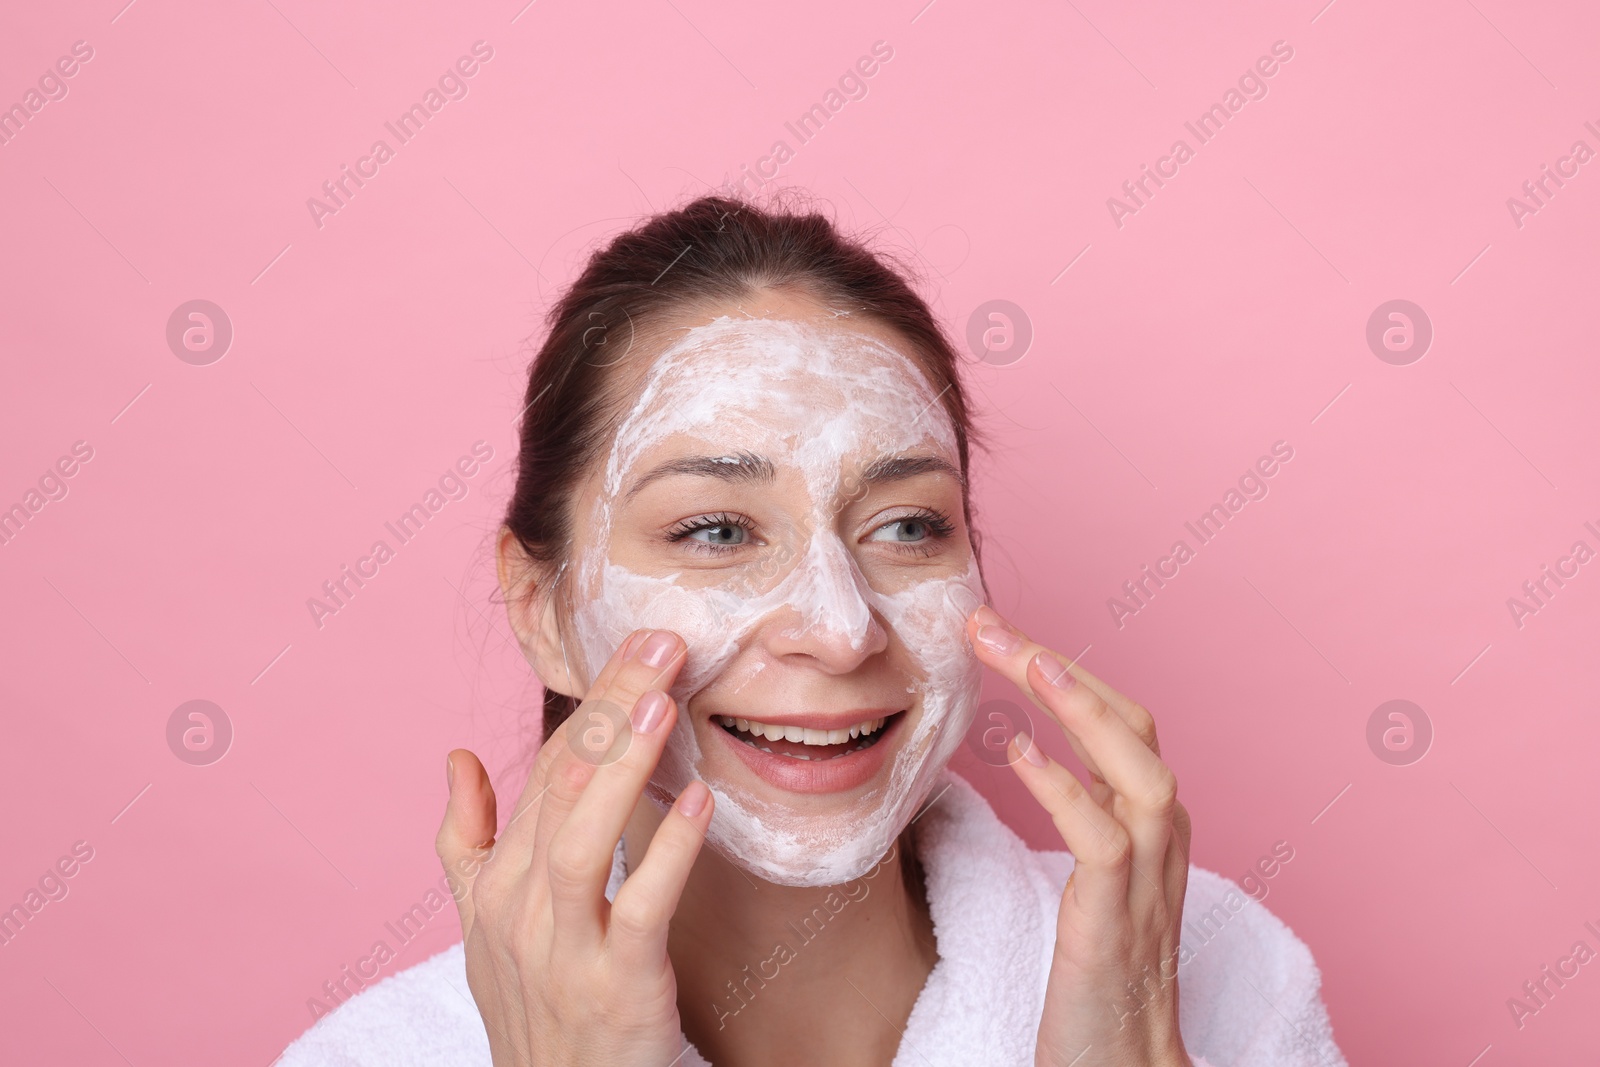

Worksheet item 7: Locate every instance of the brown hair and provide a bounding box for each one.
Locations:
[503,192,986,742]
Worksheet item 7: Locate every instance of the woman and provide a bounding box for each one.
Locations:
[279,195,1346,1066]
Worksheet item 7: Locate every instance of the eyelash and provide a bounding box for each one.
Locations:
[664,509,956,558]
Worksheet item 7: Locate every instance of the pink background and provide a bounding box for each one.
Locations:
[3,0,1598,1062]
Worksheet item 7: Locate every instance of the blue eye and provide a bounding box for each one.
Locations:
[666,512,756,555]
[689,522,746,546]
[869,510,955,545]
[665,509,956,559]
[871,518,930,542]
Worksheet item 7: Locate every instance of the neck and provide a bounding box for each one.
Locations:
[623,797,939,1067]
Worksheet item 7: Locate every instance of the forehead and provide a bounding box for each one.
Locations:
[601,314,957,498]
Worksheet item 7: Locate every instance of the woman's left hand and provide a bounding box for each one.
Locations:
[968,605,1194,1067]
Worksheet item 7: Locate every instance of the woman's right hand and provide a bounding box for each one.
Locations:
[435,628,712,1067]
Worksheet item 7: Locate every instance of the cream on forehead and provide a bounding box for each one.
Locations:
[569,313,985,886]
[598,315,958,503]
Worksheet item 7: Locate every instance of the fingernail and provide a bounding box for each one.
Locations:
[620,631,647,659]
[976,624,1021,655]
[1016,733,1047,767]
[678,780,709,817]
[445,753,455,790]
[639,631,677,669]
[1034,650,1077,689]
[632,690,668,733]
[974,604,1004,628]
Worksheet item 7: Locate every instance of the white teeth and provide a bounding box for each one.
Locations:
[720,714,891,747]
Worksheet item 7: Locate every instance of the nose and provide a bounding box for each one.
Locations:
[762,532,888,671]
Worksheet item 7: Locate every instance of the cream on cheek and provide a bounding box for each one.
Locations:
[567,315,986,886]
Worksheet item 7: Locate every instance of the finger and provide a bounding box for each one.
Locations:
[497,628,661,857]
[968,604,1171,823]
[501,629,653,843]
[529,630,687,887]
[1163,799,1193,919]
[435,749,499,937]
[545,688,680,949]
[1007,734,1133,916]
[969,609,1110,787]
[969,605,1161,758]
[977,605,1151,733]
[1024,648,1178,906]
[607,779,715,974]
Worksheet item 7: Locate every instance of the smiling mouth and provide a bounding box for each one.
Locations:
[716,712,905,761]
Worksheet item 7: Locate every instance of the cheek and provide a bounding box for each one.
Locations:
[877,558,986,726]
[574,562,755,698]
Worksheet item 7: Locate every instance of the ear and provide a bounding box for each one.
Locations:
[496,526,582,699]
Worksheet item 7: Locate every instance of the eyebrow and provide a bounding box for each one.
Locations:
[858,453,965,490]
[624,450,775,502]
[622,450,963,502]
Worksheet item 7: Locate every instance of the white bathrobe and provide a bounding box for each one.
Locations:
[278,770,1347,1066]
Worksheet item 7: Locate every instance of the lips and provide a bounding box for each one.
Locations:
[710,710,906,794]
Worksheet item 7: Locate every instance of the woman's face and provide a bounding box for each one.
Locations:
[559,292,986,886]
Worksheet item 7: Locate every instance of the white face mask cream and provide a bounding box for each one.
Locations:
[564,311,985,887]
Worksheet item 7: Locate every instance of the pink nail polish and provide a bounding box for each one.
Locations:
[1017,733,1047,767]
[632,690,668,732]
[639,631,677,669]
[1034,651,1076,689]
[678,780,709,817]
[974,604,1003,629]
[976,624,1021,655]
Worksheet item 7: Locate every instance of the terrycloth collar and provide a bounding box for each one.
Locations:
[608,769,1060,1067]
[895,768,1058,1066]
[284,775,1345,1066]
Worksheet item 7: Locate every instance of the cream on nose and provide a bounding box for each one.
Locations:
[777,531,881,652]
